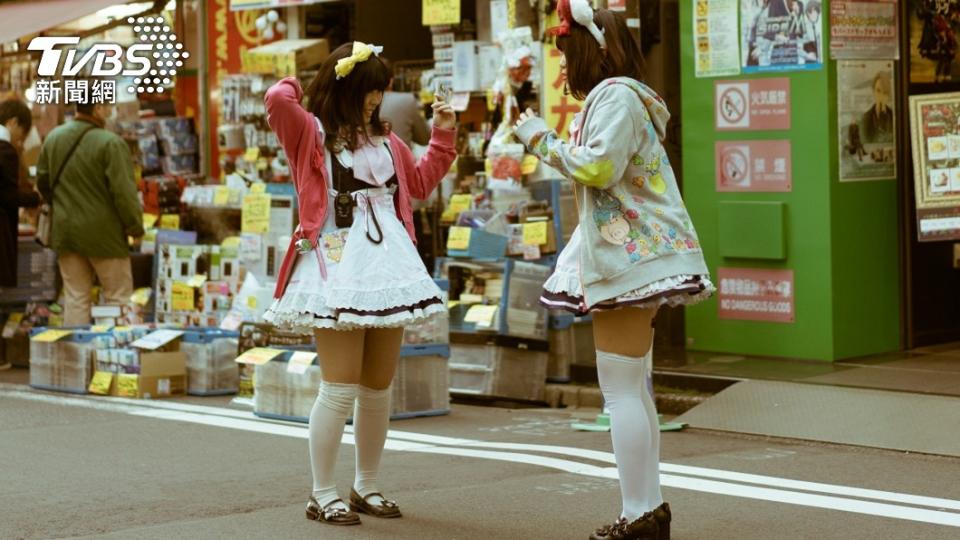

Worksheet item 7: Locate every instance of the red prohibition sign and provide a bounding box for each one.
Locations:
[721,147,749,185]
[720,87,747,124]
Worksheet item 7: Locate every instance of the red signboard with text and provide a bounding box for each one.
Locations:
[718,268,795,323]
[715,78,791,131]
[715,140,792,192]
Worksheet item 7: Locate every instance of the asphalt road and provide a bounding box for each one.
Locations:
[1,382,958,540]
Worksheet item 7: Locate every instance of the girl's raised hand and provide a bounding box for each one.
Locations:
[515,108,538,130]
[432,95,457,130]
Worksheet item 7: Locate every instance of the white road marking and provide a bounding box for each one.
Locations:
[4,385,960,527]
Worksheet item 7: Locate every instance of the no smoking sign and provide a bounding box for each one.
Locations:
[715,140,792,192]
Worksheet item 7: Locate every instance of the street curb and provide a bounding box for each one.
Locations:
[544,384,709,415]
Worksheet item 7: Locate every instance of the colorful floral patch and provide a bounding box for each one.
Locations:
[632,154,645,167]
[573,160,616,188]
[632,176,646,189]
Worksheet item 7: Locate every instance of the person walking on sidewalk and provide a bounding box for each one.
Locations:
[37,98,143,326]
[0,99,40,370]
[262,42,456,527]
[514,2,714,539]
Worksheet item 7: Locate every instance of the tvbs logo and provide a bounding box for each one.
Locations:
[29,37,152,77]
[28,16,189,103]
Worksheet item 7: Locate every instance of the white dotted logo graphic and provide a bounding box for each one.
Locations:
[126,16,189,94]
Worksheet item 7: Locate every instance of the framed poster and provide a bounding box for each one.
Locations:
[741,0,823,73]
[909,93,960,207]
[838,60,896,182]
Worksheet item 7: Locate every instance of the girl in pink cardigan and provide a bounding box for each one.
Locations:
[263,42,456,527]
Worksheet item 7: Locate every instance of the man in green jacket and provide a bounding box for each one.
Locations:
[37,98,143,326]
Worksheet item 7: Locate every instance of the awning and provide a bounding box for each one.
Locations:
[0,0,137,45]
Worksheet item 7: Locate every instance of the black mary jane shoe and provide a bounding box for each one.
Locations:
[589,512,659,540]
[305,496,361,526]
[349,488,402,519]
[653,502,671,540]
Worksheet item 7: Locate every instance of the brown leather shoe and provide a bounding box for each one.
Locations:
[653,502,671,540]
[305,496,361,526]
[349,488,402,519]
[589,511,659,540]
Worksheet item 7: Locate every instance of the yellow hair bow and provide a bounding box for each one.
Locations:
[335,41,384,80]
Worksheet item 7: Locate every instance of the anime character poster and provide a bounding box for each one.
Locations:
[838,60,897,181]
[910,0,960,83]
[741,0,823,73]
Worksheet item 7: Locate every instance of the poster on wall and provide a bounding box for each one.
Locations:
[717,268,795,323]
[694,0,741,78]
[838,60,896,182]
[741,0,823,73]
[910,0,960,84]
[830,1,899,60]
[909,92,960,240]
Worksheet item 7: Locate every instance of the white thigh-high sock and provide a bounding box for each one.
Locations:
[309,381,358,509]
[597,349,663,522]
[353,385,392,504]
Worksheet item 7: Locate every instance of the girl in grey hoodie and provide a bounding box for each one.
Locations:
[514,3,714,539]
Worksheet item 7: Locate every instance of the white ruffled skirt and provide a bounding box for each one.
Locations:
[264,186,445,332]
[540,227,715,315]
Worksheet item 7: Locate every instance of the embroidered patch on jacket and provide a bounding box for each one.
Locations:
[321,230,349,263]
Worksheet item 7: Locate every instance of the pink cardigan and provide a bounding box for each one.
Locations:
[264,77,457,298]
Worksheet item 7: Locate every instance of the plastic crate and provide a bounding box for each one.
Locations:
[403,279,451,345]
[182,329,241,396]
[446,228,509,259]
[254,345,451,423]
[29,330,107,394]
[547,314,595,382]
[450,333,548,402]
[505,261,551,340]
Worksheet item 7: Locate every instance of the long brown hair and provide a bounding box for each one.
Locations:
[305,42,391,152]
[556,9,646,100]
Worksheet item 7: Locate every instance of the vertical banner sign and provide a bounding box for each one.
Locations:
[543,43,582,141]
[718,268,795,323]
[715,78,791,131]
[423,0,461,26]
[830,1,898,60]
[715,140,792,192]
[838,60,896,182]
[693,0,741,78]
[741,0,823,73]
[207,1,275,179]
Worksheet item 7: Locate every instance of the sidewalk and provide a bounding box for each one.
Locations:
[655,343,960,458]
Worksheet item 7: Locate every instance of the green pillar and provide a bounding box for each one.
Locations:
[679,0,900,361]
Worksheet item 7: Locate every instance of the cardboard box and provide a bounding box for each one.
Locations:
[242,39,330,78]
[115,329,188,399]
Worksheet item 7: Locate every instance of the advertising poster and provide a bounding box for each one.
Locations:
[910,0,960,84]
[741,0,823,73]
[717,268,795,323]
[830,1,898,60]
[694,0,741,78]
[909,92,960,240]
[838,60,896,182]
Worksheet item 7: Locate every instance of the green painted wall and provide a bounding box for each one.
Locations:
[679,0,900,361]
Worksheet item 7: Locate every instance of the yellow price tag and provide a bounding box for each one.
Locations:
[287,351,317,374]
[159,214,180,230]
[484,158,493,177]
[187,274,207,288]
[88,371,114,395]
[447,226,472,251]
[221,236,241,249]
[214,186,230,206]
[522,221,549,245]
[143,213,159,229]
[521,154,539,175]
[244,147,261,163]
[171,281,194,311]
[235,347,284,365]
[242,194,271,233]
[31,329,73,342]
[464,304,499,328]
[130,287,152,306]
[448,194,472,213]
[117,374,139,397]
[256,158,269,171]
[247,296,257,309]
[250,182,266,194]
[422,0,460,25]
[90,324,113,333]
